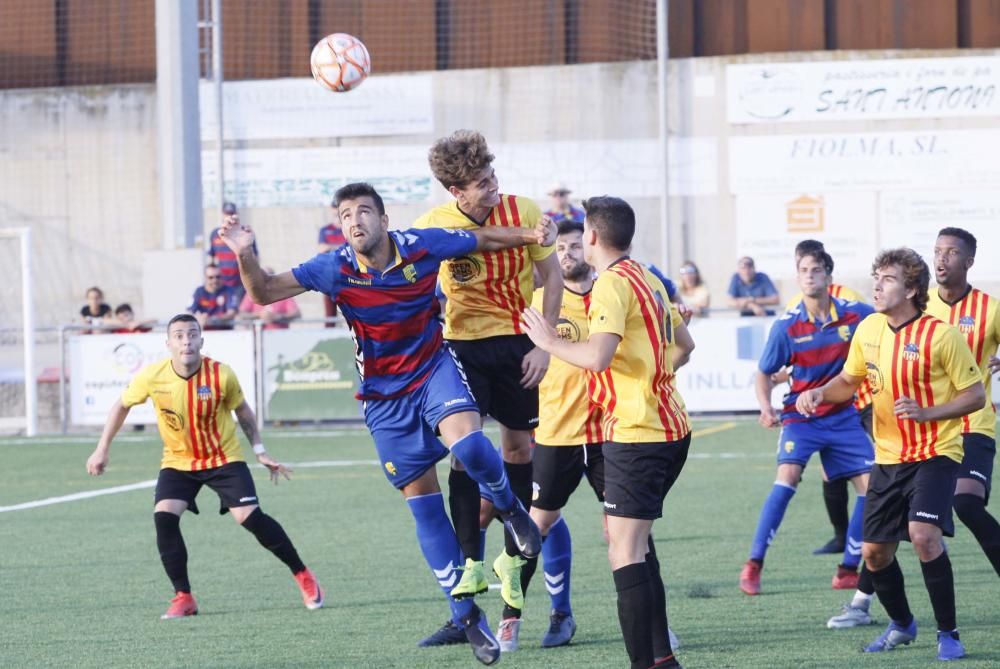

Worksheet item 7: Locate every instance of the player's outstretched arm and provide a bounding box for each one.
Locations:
[87,399,131,475]
[217,215,306,305]
[471,215,556,252]
[796,371,863,417]
[521,306,620,372]
[234,401,292,484]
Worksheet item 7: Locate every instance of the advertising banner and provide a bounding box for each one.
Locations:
[69,331,256,426]
[727,56,1000,124]
[261,329,361,421]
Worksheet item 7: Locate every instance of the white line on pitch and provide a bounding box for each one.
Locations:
[0,480,157,513]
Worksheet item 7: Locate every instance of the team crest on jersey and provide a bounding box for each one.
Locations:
[402,264,418,284]
[837,325,851,342]
[385,461,397,476]
[958,315,975,334]
[783,441,795,453]
[555,318,581,342]
[197,385,212,401]
[902,343,920,361]
[161,409,185,432]
[866,362,884,395]
[448,256,481,283]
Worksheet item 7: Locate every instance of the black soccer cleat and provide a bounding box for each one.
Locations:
[418,619,466,647]
[461,605,501,665]
[499,500,542,559]
[812,535,846,555]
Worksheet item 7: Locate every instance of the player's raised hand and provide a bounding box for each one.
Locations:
[795,388,823,416]
[218,214,256,254]
[257,452,293,484]
[86,448,109,476]
[894,395,927,422]
[536,215,557,246]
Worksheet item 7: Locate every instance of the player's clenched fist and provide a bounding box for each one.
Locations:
[795,388,823,417]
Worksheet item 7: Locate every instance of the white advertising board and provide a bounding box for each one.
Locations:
[735,192,878,280]
[727,56,1000,124]
[69,331,256,426]
[199,75,434,141]
[729,130,1000,194]
[203,137,718,208]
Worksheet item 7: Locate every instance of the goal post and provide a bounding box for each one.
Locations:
[0,227,36,436]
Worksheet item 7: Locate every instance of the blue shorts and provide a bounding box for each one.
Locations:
[777,411,874,481]
[364,346,479,489]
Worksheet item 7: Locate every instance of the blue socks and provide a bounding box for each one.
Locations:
[543,516,573,614]
[750,482,797,562]
[406,492,474,625]
[843,495,866,569]
[450,430,516,512]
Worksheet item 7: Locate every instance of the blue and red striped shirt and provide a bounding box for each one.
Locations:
[292,228,477,400]
[759,296,874,423]
[318,223,347,247]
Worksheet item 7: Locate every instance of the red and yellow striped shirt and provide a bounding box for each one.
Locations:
[532,286,602,446]
[121,356,246,471]
[588,258,689,444]
[413,195,555,340]
[844,313,982,464]
[926,286,1000,438]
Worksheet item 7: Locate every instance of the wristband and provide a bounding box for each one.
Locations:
[252,443,266,455]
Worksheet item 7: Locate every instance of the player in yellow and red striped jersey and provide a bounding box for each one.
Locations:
[86,314,323,620]
[522,196,694,669]
[926,228,1000,577]
[414,130,563,649]
[798,249,984,661]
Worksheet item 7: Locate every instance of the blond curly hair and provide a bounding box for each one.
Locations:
[427,130,495,190]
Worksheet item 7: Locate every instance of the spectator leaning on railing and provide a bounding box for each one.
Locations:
[727,256,780,316]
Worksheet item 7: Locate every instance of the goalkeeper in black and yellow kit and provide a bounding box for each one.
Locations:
[86,314,323,620]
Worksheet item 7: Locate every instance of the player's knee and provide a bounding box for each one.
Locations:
[909,528,942,559]
[862,544,890,571]
[953,492,984,525]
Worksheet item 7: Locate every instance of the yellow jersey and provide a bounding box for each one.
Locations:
[785,283,865,312]
[413,195,555,340]
[122,356,246,471]
[532,286,603,446]
[844,312,982,464]
[588,258,690,443]
[926,286,1000,438]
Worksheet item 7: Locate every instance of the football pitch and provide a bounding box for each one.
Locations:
[2,419,998,669]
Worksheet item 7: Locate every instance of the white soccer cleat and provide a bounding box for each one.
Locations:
[827,603,874,629]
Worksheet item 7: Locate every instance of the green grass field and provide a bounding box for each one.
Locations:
[2,419,998,668]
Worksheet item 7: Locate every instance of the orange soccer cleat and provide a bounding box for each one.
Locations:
[832,564,860,590]
[739,560,762,596]
[294,568,325,610]
[161,592,198,620]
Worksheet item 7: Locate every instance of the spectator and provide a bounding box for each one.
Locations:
[238,268,301,330]
[727,256,780,316]
[678,261,710,317]
[544,181,585,225]
[207,202,257,302]
[188,266,238,330]
[79,286,112,333]
[318,201,346,327]
[110,303,154,333]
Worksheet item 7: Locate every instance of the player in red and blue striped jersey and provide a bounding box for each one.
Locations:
[739,247,876,596]
[220,182,550,666]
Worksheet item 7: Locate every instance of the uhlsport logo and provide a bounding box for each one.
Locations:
[197,385,212,401]
[902,343,920,362]
[958,315,975,334]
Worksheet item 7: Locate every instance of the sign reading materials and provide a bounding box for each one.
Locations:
[727,56,1000,123]
[262,329,360,420]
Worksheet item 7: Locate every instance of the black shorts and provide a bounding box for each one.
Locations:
[447,335,539,431]
[532,442,605,510]
[602,433,691,520]
[863,456,959,543]
[154,461,259,516]
[958,432,996,502]
[859,404,873,440]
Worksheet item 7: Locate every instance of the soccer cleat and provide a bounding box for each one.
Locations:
[418,620,467,647]
[832,564,859,590]
[826,603,874,629]
[937,630,965,661]
[739,560,762,595]
[813,535,846,555]
[161,592,198,619]
[461,604,501,666]
[496,616,521,652]
[864,618,917,652]
[450,558,488,600]
[293,568,324,610]
[499,500,542,559]
[652,653,683,668]
[541,610,577,648]
[493,551,527,610]
[668,626,680,650]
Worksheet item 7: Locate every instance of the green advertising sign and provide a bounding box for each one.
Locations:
[262,329,361,421]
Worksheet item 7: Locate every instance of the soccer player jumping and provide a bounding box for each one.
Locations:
[798,248,985,662]
[740,247,875,595]
[220,182,546,666]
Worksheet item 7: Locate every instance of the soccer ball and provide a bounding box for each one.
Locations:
[310,33,371,92]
